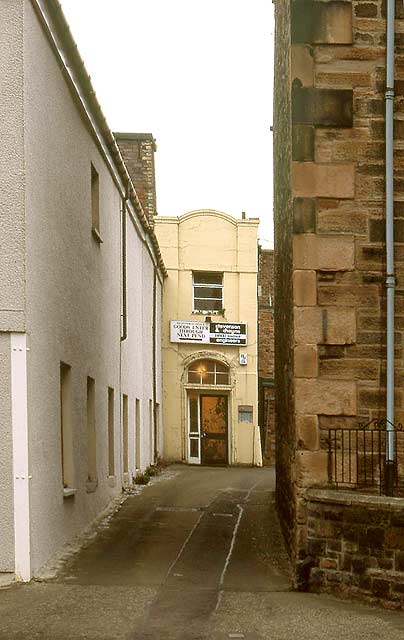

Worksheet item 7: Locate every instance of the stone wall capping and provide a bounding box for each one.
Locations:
[306,488,404,511]
[367,569,404,582]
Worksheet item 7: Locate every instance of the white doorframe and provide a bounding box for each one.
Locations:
[11,333,31,582]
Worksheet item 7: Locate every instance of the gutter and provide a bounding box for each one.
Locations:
[385,0,396,495]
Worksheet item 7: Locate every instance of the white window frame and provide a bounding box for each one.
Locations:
[188,360,230,386]
[192,271,224,313]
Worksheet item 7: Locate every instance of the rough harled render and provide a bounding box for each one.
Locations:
[115,133,158,226]
[274,0,404,601]
[0,0,165,581]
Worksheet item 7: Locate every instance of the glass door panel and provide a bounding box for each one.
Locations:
[201,395,228,465]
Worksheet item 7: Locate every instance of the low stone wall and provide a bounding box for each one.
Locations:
[305,489,404,609]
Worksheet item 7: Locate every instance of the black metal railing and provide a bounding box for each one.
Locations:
[327,419,404,496]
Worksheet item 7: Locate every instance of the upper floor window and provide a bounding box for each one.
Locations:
[193,271,223,313]
[91,163,103,244]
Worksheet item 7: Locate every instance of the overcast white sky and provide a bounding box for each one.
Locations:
[59,0,274,246]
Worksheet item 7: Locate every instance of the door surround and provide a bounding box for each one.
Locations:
[181,352,234,465]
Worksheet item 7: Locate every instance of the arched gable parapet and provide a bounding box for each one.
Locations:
[178,209,238,226]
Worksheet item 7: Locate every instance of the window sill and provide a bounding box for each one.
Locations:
[91,226,103,244]
[184,383,232,391]
[63,487,76,499]
[86,479,98,494]
[191,310,223,316]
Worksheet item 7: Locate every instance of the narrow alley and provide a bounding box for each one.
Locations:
[1,466,404,640]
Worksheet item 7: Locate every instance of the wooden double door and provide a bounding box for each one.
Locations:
[188,394,228,465]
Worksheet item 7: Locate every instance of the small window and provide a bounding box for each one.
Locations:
[135,399,141,469]
[187,359,229,385]
[86,377,97,484]
[122,394,129,474]
[60,363,74,491]
[149,399,153,465]
[91,163,102,243]
[193,272,223,313]
[154,402,160,461]
[238,405,253,423]
[108,387,115,477]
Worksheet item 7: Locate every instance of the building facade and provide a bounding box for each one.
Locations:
[154,210,261,467]
[274,0,404,603]
[0,0,164,581]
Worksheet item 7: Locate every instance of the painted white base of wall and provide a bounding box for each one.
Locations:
[11,333,31,582]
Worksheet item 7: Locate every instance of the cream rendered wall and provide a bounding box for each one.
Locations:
[22,1,161,574]
[24,0,122,574]
[121,229,157,475]
[155,211,259,465]
[121,216,153,477]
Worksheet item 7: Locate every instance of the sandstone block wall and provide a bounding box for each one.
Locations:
[274,0,404,573]
[274,0,296,553]
[306,490,404,609]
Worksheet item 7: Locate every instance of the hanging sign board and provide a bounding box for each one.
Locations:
[170,320,247,346]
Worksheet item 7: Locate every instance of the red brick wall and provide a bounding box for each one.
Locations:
[258,248,276,462]
[258,248,275,378]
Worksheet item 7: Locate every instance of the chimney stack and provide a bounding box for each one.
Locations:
[114,132,157,226]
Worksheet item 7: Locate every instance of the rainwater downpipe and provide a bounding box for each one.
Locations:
[385,0,396,495]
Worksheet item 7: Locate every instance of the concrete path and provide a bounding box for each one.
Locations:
[1,466,404,639]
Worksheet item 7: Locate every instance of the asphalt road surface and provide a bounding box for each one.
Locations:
[1,466,404,639]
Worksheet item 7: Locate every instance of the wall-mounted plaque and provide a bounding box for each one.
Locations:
[209,322,247,346]
[170,320,210,344]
